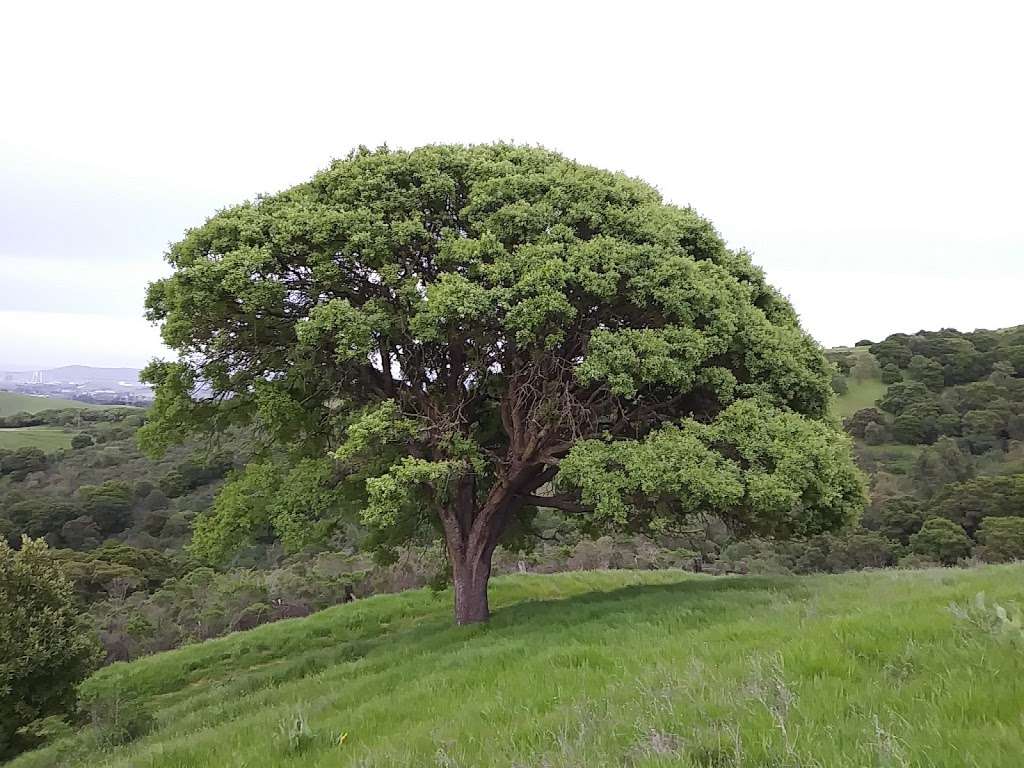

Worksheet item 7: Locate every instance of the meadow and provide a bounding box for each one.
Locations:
[12,565,1024,768]
[833,378,888,420]
[0,426,73,451]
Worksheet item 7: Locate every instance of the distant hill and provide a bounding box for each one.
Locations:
[825,324,1024,528]
[43,365,142,383]
[0,365,142,384]
[0,391,116,417]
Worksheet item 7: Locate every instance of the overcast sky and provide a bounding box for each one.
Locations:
[2,1,1022,370]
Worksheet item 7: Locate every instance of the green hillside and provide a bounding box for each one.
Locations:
[0,426,72,451]
[13,566,1024,768]
[0,391,110,417]
[833,377,887,420]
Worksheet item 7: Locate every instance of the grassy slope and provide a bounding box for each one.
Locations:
[833,378,887,420]
[0,391,111,417]
[830,347,889,420]
[14,566,1024,768]
[0,426,72,451]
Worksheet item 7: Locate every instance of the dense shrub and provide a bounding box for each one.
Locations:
[881,364,903,384]
[864,496,925,545]
[850,354,882,382]
[53,544,181,603]
[4,499,81,542]
[909,518,973,565]
[891,402,958,444]
[844,408,886,440]
[864,422,888,446]
[0,447,48,481]
[78,690,155,750]
[88,554,368,661]
[715,529,900,575]
[77,481,134,535]
[59,516,102,550]
[825,351,854,375]
[870,337,913,369]
[932,474,1024,534]
[717,539,794,575]
[910,438,974,498]
[962,409,1007,454]
[0,413,245,550]
[0,538,102,758]
[827,530,901,570]
[975,517,1024,563]
[878,382,931,416]
[907,355,945,390]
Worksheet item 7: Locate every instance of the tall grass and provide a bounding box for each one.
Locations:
[12,565,1024,767]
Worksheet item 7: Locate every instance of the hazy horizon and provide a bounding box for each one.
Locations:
[3,1,1022,369]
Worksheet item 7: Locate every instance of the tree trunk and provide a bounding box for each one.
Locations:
[444,468,532,625]
[452,549,492,624]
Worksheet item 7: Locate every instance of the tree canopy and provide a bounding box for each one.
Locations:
[143,144,865,623]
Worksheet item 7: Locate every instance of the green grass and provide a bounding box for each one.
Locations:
[12,565,1024,767]
[0,391,114,417]
[833,378,887,420]
[857,442,923,475]
[0,426,73,451]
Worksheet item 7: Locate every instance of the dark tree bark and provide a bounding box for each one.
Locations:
[442,464,547,624]
[444,487,505,625]
[451,545,493,624]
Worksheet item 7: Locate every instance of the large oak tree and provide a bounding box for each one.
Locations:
[143,144,865,624]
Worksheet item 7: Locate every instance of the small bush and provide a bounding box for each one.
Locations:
[869,496,925,545]
[828,530,901,570]
[910,517,973,565]
[975,517,1024,563]
[864,422,888,446]
[0,538,102,759]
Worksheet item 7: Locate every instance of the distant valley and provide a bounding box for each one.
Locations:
[0,365,152,406]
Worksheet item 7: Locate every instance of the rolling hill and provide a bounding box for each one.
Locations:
[0,366,141,384]
[0,391,111,417]
[11,565,1024,767]
[41,366,141,383]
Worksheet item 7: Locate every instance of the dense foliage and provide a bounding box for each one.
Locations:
[0,409,239,552]
[0,538,101,758]
[142,143,865,622]
[812,325,1024,575]
[836,328,1024,451]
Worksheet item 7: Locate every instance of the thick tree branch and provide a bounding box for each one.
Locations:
[519,493,592,514]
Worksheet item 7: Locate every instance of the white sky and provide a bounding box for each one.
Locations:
[2,0,1022,369]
